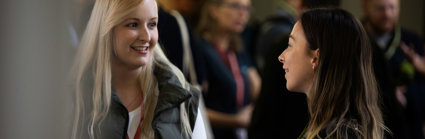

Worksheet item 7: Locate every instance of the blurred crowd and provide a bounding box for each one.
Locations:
[68,0,425,138]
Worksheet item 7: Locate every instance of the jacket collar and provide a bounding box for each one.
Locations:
[109,64,192,115]
[153,64,192,116]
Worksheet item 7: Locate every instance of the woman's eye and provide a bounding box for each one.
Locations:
[148,22,157,28]
[127,23,138,28]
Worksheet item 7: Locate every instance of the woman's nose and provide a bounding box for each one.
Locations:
[138,26,151,43]
[278,51,286,63]
[278,54,284,63]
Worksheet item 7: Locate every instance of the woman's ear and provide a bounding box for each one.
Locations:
[311,49,319,70]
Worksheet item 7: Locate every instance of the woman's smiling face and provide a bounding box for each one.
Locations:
[112,0,158,68]
[278,22,316,95]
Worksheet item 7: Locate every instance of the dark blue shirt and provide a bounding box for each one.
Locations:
[197,38,253,138]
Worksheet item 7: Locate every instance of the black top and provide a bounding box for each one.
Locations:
[157,8,184,69]
[157,8,205,83]
[318,120,363,139]
[197,37,253,138]
[370,27,425,139]
[298,119,363,139]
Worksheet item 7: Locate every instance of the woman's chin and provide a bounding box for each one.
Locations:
[130,59,148,68]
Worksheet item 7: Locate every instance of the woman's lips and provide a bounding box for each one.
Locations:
[131,46,149,54]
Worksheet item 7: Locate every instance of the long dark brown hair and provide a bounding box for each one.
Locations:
[301,9,386,139]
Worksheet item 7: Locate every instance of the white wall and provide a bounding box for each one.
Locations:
[0,0,74,138]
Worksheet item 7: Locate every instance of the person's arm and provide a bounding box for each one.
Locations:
[206,104,253,128]
[400,43,425,76]
[247,67,261,104]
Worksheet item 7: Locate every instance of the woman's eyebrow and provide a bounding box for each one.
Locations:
[289,35,295,41]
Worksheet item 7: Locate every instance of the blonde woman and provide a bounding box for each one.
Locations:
[71,0,208,138]
[278,9,387,138]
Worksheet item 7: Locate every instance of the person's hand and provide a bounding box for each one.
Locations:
[395,85,407,108]
[400,42,425,75]
[234,104,253,128]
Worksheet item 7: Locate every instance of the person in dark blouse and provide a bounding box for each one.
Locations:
[195,0,261,138]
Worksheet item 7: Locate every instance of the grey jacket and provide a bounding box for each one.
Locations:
[100,65,201,139]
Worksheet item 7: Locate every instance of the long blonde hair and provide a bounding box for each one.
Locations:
[300,9,387,139]
[71,0,192,138]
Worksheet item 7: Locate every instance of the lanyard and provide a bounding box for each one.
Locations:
[385,25,401,60]
[126,95,144,139]
[215,45,245,108]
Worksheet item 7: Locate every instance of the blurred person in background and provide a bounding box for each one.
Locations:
[158,0,206,28]
[254,0,340,72]
[363,0,425,138]
[401,43,425,76]
[157,0,206,87]
[195,0,261,138]
[71,0,208,138]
